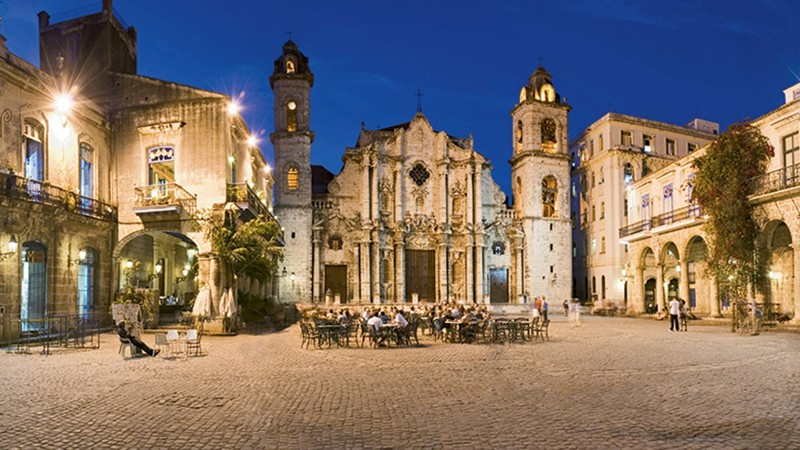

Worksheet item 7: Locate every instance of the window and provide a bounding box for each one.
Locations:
[783,133,799,183]
[79,143,94,202]
[592,275,597,293]
[286,100,298,132]
[641,194,651,221]
[599,167,604,184]
[23,121,44,181]
[287,167,299,190]
[21,241,48,332]
[688,143,697,153]
[623,163,634,184]
[601,276,606,299]
[624,198,628,217]
[286,59,295,74]
[643,135,653,153]
[666,138,676,156]
[591,239,596,255]
[600,201,605,220]
[621,130,632,147]
[328,236,343,251]
[662,183,674,224]
[589,139,594,158]
[492,242,505,255]
[542,176,557,218]
[599,134,604,151]
[515,120,523,152]
[409,163,430,186]
[591,171,595,188]
[541,118,557,152]
[591,204,596,222]
[601,237,606,254]
[148,146,175,187]
[77,247,97,319]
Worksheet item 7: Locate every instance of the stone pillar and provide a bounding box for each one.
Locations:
[791,244,800,324]
[312,236,321,303]
[709,274,721,318]
[371,238,380,304]
[359,242,368,304]
[679,259,690,304]
[395,241,404,303]
[516,242,524,303]
[633,265,644,314]
[655,264,664,311]
[466,241,474,303]
[475,239,484,305]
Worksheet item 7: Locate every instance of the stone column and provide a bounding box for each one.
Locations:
[679,259,690,304]
[633,264,644,314]
[655,264,664,311]
[395,241,404,303]
[475,238,485,304]
[312,236,321,303]
[371,238,380,304]
[709,274,721,318]
[466,241,474,303]
[516,241,524,303]
[359,242,368,304]
[791,244,800,324]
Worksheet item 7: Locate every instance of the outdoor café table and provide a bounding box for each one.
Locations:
[379,323,402,346]
[317,324,345,348]
[445,320,477,343]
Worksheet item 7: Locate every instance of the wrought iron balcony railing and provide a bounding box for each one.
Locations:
[226,182,276,222]
[619,205,702,238]
[748,163,800,197]
[0,171,117,221]
[133,183,196,214]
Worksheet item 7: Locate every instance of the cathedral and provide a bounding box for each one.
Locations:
[271,43,572,305]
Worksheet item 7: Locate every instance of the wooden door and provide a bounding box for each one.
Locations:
[405,250,435,302]
[324,265,348,303]
[489,268,509,304]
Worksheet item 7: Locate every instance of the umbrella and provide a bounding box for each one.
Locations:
[192,286,212,317]
[219,287,236,318]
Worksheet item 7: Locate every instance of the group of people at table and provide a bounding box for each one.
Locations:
[303,299,552,348]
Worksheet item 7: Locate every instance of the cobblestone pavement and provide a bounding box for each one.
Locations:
[1,315,799,449]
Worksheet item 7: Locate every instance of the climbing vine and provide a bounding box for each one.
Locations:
[691,122,773,302]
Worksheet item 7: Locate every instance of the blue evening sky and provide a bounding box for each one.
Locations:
[3,0,800,195]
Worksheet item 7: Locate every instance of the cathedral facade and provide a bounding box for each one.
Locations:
[271,44,572,305]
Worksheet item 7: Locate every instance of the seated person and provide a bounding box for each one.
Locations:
[367,311,383,332]
[117,320,160,357]
[393,310,409,329]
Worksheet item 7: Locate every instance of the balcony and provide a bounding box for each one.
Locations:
[748,163,800,198]
[226,183,277,221]
[619,205,702,239]
[133,183,196,216]
[0,171,117,222]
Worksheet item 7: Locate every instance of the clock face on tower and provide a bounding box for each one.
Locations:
[287,101,297,110]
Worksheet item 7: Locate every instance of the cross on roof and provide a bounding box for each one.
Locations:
[287,30,293,39]
[415,89,424,113]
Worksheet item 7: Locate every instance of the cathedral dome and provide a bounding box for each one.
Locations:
[520,65,559,104]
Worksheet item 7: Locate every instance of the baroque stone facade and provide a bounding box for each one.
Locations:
[270,45,573,305]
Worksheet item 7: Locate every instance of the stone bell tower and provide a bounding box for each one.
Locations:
[270,40,314,303]
[509,65,572,303]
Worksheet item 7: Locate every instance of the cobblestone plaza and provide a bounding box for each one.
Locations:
[1,316,798,449]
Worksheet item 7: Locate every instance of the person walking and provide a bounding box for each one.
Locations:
[563,299,569,316]
[570,299,581,327]
[541,297,549,321]
[680,299,688,331]
[669,297,680,332]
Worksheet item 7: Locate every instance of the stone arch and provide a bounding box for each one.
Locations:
[540,117,557,152]
[760,220,794,315]
[542,175,557,218]
[685,235,710,312]
[659,241,680,267]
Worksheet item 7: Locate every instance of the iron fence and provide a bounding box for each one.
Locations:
[4,314,102,355]
[748,163,800,197]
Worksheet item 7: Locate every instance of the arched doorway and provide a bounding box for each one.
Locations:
[642,247,657,312]
[686,236,709,312]
[21,241,47,331]
[764,221,793,316]
[644,278,656,313]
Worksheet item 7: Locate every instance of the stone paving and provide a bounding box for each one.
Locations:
[1,314,799,449]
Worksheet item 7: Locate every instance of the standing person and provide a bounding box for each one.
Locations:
[541,296,549,321]
[563,299,569,316]
[669,297,680,332]
[570,299,581,327]
[680,299,688,332]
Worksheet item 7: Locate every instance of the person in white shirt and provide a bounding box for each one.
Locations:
[367,311,383,332]
[393,310,409,329]
[669,297,681,332]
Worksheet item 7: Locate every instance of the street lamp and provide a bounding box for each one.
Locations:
[69,248,88,266]
[0,234,18,260]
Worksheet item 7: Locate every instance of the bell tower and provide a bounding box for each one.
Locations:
[509,65,572,303]
[270,40,314,303]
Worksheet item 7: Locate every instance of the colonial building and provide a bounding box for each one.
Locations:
[271,44,573,305]
[623,82,800,322]
[0,1,275,340]
[570,113,717,307]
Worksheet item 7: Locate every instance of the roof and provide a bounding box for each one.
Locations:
[311,165,335,195]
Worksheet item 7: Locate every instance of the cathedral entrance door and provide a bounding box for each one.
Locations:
[405,250,435,302]
[489,268,509,304]
[325,265,348,303]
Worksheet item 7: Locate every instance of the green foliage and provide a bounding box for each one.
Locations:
[692,122,773,299]
[195,207,284,283]
[112,260,154,321]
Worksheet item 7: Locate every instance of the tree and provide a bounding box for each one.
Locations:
[692,122,773,320]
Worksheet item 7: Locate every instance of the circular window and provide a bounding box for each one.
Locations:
[287,101,297,111]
